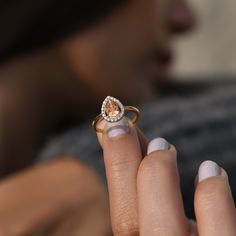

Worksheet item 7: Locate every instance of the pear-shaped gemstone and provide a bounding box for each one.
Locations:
[101,96,125,122]
[105,99,121,117]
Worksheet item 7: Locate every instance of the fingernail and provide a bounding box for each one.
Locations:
[147,137,170,155]
[198,160,221,182]
[105,117,129,138]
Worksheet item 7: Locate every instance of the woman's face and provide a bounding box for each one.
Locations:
[60,0,194,105]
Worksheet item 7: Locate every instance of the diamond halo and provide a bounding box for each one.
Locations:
[101,96,125,123]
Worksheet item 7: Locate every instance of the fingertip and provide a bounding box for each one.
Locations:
[169,144,177,157]
[195,161,229,189]
[197,160,229,184]
[194,163,236,236]
[147,137,170,155]
[194,163,232,209]
[220,168,229,179]
[96,117,139,149]
[198,160,221,183]
[105,117,130,139]
[145,139,177,166]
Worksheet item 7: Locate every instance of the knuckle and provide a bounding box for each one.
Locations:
[113,201,139,236]
[113,219,139,236]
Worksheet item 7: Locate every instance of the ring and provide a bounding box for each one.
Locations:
[92,96,140,133]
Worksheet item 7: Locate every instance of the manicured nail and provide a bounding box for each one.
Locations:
[147,137,169,155]
[105,117,129,138]
[198,160,221,182]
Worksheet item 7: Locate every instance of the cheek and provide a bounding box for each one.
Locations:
[60,34,156,105]
[57,0,167,101]
[60,37,104,83]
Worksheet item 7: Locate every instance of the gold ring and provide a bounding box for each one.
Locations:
[92,96,140,133]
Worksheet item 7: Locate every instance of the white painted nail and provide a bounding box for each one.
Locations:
[105,117,129,138]
[147,137,169,155]
[198,160,221,182]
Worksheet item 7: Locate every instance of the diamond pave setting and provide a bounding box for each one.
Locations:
[101,96,125,123]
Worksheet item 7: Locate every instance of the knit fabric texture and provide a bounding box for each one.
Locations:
[38,79,236,218]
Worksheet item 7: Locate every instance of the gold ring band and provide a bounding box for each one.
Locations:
[92,96,140,133]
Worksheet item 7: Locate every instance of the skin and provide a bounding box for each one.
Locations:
[0,0,194,174]
[0,0,197,234]
[0,0,193,175]
[0,0,234,231]
[96,119,236,236]
[0,158,111,236]
[59,0,194,104]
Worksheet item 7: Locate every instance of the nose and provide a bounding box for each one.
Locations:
[169,1,195,34]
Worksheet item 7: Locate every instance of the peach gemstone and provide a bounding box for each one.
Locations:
[105,100,121,117]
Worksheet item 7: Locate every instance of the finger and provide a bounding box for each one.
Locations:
[96,119,106,146]
[0,158,109,236]
[136,126,148,157]
[100,117,143,235]
[96,118,148,157]
[188,219,198,236]
[137,138,189,236]
[194,160,236,236]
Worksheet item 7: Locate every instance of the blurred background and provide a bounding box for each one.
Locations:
[0,0,236,235]
[173,0,236,78]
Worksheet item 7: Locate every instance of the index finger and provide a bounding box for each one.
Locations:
[96,117,143,235]
[96,119,148,156]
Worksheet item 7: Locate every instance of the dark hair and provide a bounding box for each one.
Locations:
[0,0,125,63]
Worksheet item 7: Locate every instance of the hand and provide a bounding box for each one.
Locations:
[96,117,236,236]
[0,158,110,236]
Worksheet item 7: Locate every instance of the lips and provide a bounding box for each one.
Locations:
[149,49,173,81]
[155,50,172,66]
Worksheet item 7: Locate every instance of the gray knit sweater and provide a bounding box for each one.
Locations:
[38,79,236,218]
